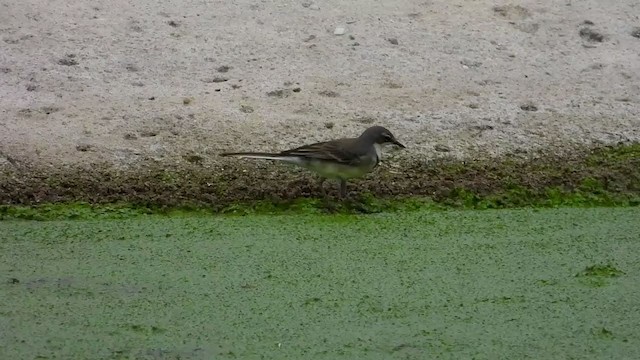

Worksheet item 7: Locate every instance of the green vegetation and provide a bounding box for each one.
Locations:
[577,264,625,278]
[2,207,639,358]
[575,263,626,288]
[0,188,636,220]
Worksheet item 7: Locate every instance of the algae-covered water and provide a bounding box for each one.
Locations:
[1,208,639,359]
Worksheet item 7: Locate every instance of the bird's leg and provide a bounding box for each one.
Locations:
[339,179,347,198]
[317,177,326,197]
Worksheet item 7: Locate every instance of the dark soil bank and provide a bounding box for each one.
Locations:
[1,143,639,212]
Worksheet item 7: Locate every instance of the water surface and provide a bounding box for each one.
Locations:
[1,208,639,359]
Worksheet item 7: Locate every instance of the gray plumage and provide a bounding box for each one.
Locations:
[220,126,405,197]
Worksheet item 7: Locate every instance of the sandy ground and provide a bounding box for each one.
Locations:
[1,0,640,171]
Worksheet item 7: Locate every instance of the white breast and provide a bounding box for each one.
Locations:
[374,143,383,163]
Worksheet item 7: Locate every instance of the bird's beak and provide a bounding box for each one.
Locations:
[392,138,406,148]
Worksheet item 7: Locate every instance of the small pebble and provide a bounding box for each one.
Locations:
[434,144,451,152]
[57,57,78,66]
[388,38,399,45]
[140,130,157,137]
[334,27,346,35]
[240,105,254,113]
[460,59,482,68]
[579,27,604,42]
[76,143,93,152]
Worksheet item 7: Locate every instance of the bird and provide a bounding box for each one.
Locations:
[220,126,405,197]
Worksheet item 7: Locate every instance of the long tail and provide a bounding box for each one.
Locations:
[219,152,297,162]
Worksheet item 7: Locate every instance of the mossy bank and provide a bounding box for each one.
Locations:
[1,143,639,217]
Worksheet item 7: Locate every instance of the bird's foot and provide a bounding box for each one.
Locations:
[339,179,348,199]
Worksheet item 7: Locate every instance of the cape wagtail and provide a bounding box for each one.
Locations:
[220,126,405,197]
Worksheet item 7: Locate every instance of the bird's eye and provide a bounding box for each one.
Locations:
[383,133,391,139]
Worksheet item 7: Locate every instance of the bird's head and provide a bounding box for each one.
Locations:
[360,126,406,148]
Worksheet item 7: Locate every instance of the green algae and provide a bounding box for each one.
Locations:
[0,187,638,221]
[577,264,625,278]
[1,207,640,359]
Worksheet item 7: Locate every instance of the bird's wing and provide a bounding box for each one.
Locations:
[280,139,363,165]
